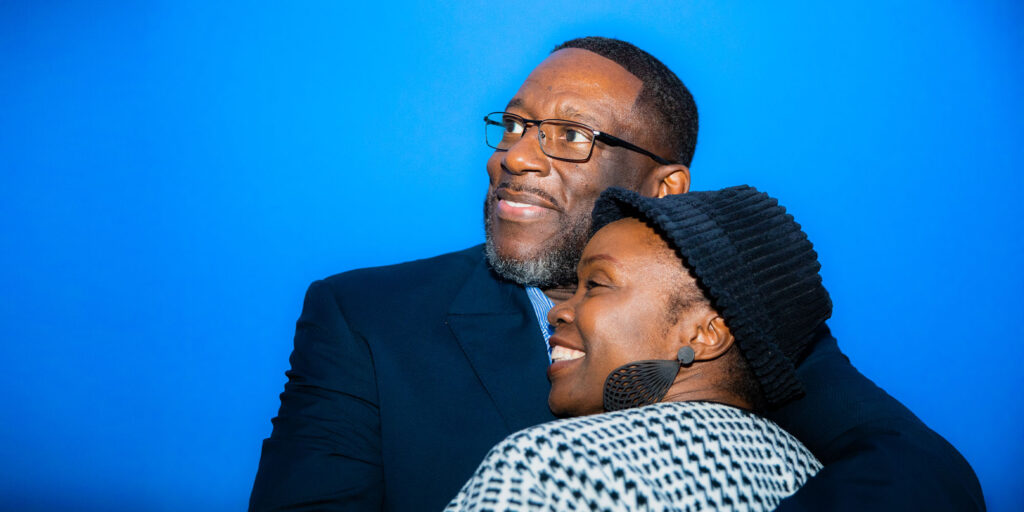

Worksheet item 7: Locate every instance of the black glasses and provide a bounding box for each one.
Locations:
[484,112,676,165]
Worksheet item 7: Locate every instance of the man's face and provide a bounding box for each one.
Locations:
[484,49,654,288]
[545,218,701,416]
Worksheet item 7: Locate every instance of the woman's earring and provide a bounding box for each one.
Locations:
[677,346,695,366]
[602,346,696,412]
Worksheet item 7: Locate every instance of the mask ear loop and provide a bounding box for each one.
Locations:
[602,346,695,412]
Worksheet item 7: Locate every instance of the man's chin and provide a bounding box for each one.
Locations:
[488,216,560,253]
[487,236,549,264]
[484,233,579,287]
[482,199,588,288]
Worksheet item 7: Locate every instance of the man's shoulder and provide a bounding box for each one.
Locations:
[315,244,489,307]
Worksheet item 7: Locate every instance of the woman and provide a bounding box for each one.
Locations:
[446,185,832,511]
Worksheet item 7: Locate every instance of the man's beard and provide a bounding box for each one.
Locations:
[483,192,591,289]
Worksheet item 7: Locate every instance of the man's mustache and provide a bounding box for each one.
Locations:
[492,182,562,210]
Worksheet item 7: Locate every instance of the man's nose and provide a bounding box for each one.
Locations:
[502,126,551,176]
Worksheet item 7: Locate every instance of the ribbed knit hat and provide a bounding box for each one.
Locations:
[591,185,832,407]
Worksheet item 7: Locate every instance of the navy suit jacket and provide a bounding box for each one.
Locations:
[250,245,985,511]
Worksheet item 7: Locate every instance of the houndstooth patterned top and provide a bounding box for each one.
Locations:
[445,401,821,512]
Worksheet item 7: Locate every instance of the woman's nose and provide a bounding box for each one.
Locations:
[547,298,575,326]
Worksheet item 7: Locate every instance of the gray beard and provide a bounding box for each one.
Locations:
[483,194,590,289]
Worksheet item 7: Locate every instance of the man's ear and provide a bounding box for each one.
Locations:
[686,313,734,362]
[641,164,690,198]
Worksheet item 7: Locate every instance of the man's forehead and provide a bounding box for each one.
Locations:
[529,49,642,88]
[508,49,643,120]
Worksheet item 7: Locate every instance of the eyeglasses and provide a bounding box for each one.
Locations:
[484,111,675,165]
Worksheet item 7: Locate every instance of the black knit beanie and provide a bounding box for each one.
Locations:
[591,186,832,407]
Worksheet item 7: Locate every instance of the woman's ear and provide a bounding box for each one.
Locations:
[641,164,690,198]
[686,313,734,362]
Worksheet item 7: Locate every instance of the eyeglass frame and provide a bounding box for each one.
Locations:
[483,111,676,166]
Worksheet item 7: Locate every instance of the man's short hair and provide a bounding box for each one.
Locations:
[553,36,699,167]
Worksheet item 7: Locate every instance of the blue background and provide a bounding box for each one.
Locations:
[2,1,1021,510]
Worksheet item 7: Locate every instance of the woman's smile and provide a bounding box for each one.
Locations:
[547,336,586,378]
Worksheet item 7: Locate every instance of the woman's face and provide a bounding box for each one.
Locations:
[546,217,701,417]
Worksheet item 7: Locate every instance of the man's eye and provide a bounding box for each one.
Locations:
[564,128,591,143]
[503,119,524,134]
[585,280,604,290]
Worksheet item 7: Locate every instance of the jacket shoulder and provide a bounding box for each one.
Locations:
[318,244,487,308]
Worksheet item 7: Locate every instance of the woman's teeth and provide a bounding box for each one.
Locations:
[551,345,585,362]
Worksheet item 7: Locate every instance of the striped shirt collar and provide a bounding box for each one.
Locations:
[525,286,555,361]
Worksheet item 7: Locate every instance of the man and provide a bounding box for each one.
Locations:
[250,37,984,511]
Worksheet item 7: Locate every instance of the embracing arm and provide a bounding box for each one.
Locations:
[768,328,985,511]
[250,279,383,511]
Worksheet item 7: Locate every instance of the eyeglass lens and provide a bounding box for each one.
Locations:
[485,113,595,161]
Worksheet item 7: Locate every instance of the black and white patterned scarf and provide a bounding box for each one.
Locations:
[446,401,821,511]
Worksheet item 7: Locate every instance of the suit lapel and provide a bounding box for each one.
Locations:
[446,258,556,432]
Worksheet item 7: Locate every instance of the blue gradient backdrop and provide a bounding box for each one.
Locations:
[2,1,1021,510]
